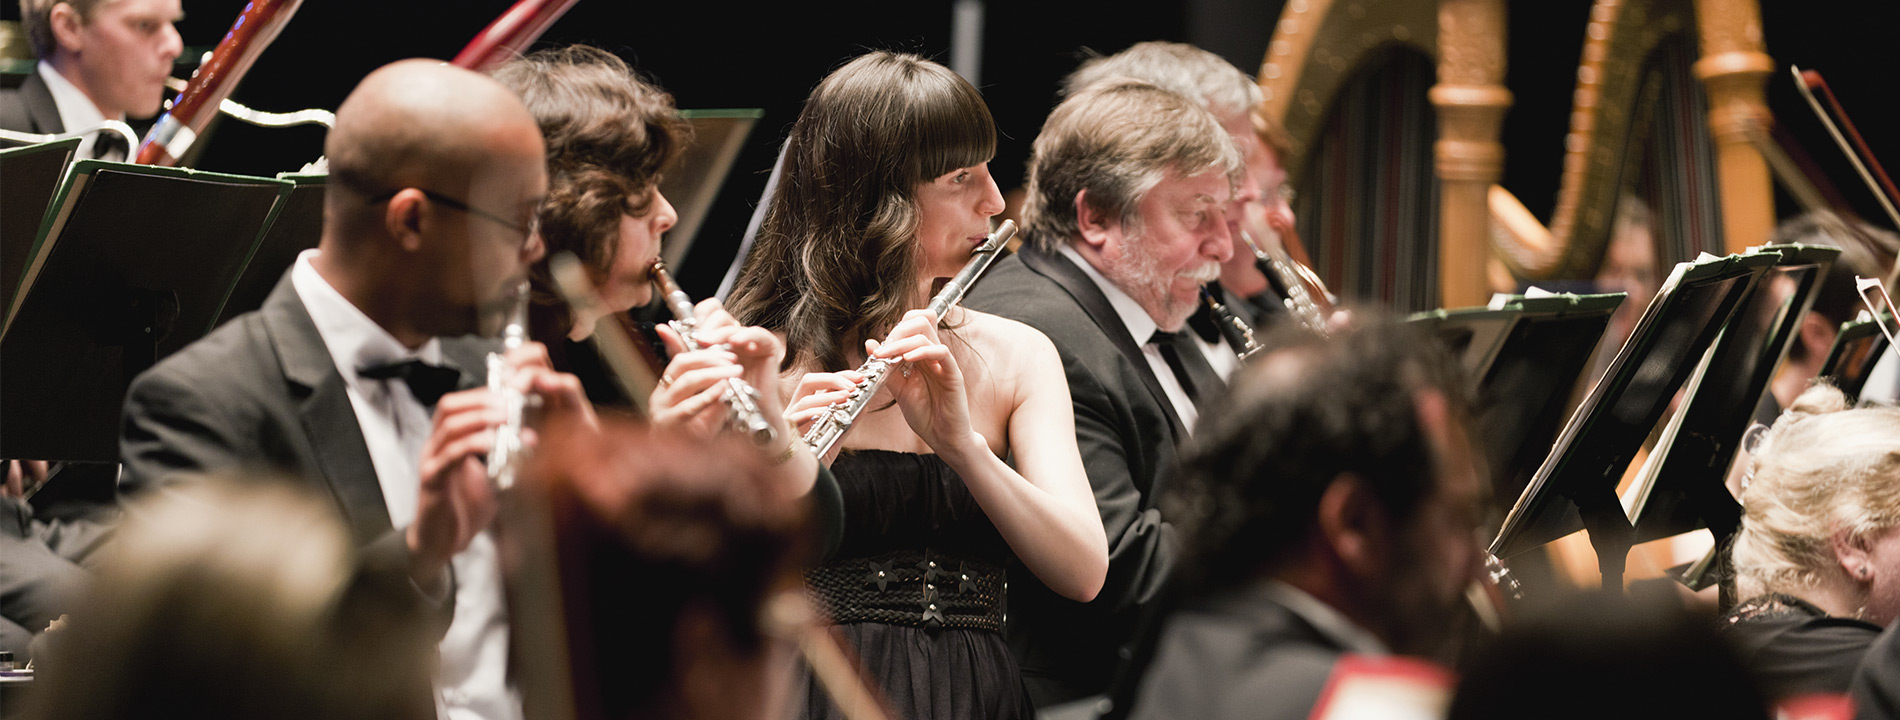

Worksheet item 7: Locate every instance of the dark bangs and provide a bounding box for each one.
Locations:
[900,61,997,183]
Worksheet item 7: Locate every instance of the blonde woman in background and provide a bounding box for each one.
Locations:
[1723,384,1900,701]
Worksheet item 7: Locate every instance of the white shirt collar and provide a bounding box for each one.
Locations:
[289,249,443,380]
[1056,242,1160,344]
[37,60,118,159]
[1259,579,1389,655]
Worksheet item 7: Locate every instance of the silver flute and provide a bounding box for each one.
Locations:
[649,261,778,445]
[486,280,531,490]
[802,219,1016,459]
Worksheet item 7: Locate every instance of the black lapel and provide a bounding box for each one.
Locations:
[1018,244,1188,440]
[20,72,64,135]
[258,271,392,541]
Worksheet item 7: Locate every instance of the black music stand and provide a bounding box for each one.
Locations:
[1821,310,1896,402]
[656,109,761,271]
[1,160,291,462]
[1625,245,1838,547]
[215,172,325,325]
[2,138,81,314]
[1489,250,1781,590]
[1410,292,1624,515]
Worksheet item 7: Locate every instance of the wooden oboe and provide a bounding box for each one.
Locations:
[650,261,778,445]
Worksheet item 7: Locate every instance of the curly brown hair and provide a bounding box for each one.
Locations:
[725,51,996,372]
[491,45,691,334]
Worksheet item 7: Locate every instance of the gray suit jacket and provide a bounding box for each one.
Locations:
[963,243,1184,707]
[119,270,487,631]
[1127,587,1347,720]
[0,70,63,139]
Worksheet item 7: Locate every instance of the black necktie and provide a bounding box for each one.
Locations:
[1148,328,1223,406]
[90,132,128,162]
[358,359,462,407]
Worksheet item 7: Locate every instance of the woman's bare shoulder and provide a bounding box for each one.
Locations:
[957,309,1060,362]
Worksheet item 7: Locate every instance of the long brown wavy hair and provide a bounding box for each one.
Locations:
[726,51,997,372]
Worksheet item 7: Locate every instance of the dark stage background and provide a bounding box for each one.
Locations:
[10,0,1897,298]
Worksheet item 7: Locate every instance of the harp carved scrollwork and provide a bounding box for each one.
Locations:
[1488,0,1772,282]
[1256,0,1508,310]
[1258,0,1773,307]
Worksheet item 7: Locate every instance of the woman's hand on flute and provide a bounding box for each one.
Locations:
[649,345,743,436]
[786,370,863,466]
[871,309,983,463]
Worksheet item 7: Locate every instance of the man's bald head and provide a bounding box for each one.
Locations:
[315,59,548,345]
[326,59,545,209]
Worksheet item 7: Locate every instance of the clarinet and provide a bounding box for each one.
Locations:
[649,262,778,445]
[486,280,531,490]
[802,220,1017,459]
[1200,288,1263,360]
[1239,221,1332,337]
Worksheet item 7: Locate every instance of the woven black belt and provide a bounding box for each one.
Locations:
[806,549,1006,632]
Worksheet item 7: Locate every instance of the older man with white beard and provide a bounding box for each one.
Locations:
[963,76,1242,709]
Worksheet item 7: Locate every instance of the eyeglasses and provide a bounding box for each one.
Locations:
[363,187,539,241]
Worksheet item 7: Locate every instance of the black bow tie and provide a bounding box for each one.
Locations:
[358,359,462,406]
[90,132,128,161]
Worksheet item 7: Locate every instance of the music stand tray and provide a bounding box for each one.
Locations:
[1488,250,1781,589]
[215,172,325,325]
[1410,292,1624,515]
[657,109,762,270]
[1822,309,1896,403]
[1,160,292,461]
[2,138,81,313]
[1625,244,1839,547]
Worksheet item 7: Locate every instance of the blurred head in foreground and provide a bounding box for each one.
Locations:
[1166,314,1487,654]
[31,476,435,720]
[520,416,814,720]
[1447,591,1768,720]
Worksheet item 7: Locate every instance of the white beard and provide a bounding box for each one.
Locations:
[1100,233,1220,331]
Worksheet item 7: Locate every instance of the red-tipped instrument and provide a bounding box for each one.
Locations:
[135,0,304,166]
[1792,66,1900,231]
[450,0,580,72]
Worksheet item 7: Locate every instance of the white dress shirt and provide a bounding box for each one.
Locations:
[37,61,121,161]
[1197,324,1241,381]
[290,250,521,720]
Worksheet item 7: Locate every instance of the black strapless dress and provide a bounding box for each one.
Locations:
[800,450,1033,720]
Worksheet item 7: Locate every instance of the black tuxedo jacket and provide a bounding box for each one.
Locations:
[0,70,63,138]
[1126,588,1348,720]
[119,271,487,631]
[962,242,1184,707]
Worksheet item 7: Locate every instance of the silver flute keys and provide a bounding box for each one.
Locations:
[802,220,1017,460]
[486,280,531,490]
[648,261,778,445]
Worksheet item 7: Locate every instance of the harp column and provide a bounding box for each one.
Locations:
[1430,0,1512,309]
[1692,0,1774,255]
